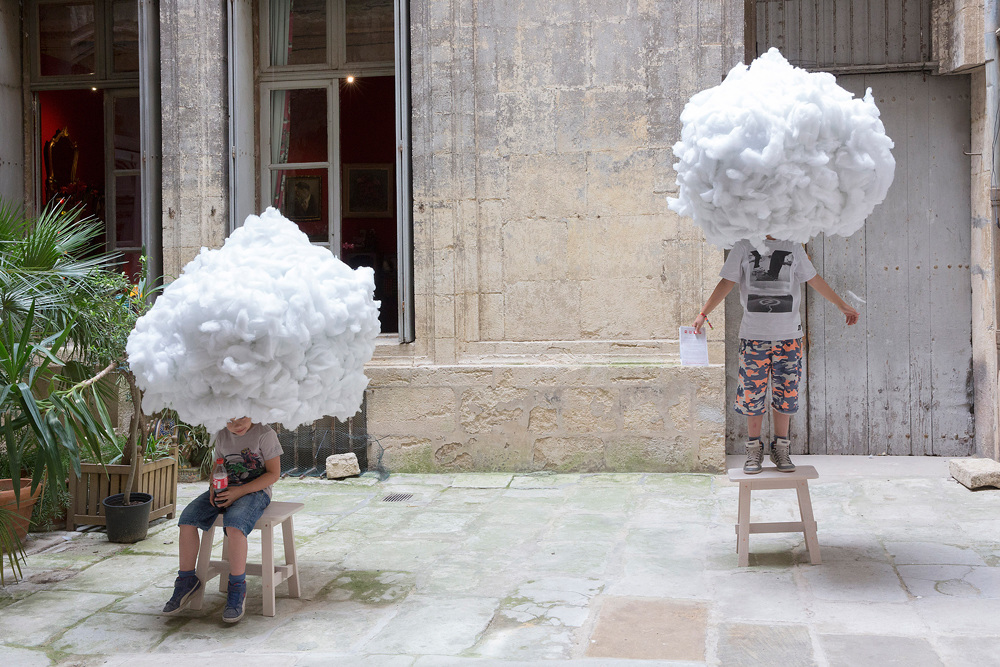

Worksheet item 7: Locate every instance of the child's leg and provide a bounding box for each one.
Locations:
[737,340,770,474]
[220,490,272,576]
[769,339,802,472]
[772,410,790,439]
[219,491,270,623]
[178,524,200,571]
[227,529,248,576]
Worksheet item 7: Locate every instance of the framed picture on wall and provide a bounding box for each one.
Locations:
[342,164,394,217]
[284,176,322,222]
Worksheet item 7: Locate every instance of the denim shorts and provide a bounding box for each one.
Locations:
[735,338,803,416]
[178,488,271,537]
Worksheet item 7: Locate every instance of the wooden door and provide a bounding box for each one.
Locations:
[805,72,973,456]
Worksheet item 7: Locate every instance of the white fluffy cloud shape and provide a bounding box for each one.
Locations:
[667,48,895,251]
[126,208,381,433]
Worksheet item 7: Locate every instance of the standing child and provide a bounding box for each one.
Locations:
[162,417,282,622]
[694,238,858,474]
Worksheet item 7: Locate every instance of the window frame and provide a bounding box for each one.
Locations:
[259,79,340,253]
[26,0,159,278]
[248,0,411,342]
[29,0,141,84]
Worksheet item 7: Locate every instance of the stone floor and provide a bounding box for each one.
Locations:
[2,456,1000,666]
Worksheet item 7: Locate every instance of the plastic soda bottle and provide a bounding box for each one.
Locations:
[212,458,228,493]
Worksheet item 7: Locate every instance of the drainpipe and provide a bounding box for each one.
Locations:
[989,1,1000,461]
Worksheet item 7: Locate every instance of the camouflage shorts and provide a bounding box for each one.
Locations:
[735,338,802,416]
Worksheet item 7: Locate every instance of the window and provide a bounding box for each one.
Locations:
[246,0,409,338]
[29,0,159,280]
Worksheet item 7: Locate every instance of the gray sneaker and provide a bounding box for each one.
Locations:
[162,575,201,615]
[770,437,796,472]
[223,580,247,623]
[743,440,763,474]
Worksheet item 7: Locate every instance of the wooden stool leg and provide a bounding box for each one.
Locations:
[795,480,821,565]
[219,530,230,593]
[262,524,276,616]
[737,481,752,567]
[281,518,301,598]
[191,526,216,610]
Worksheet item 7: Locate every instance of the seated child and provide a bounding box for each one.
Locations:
[162,417,282,622]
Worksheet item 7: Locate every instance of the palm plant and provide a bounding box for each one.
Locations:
[0,198,127,579]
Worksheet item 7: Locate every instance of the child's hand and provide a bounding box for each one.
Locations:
[213,487,243,508]
[840,303,859,326]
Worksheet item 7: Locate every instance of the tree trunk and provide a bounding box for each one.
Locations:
[123,371,146,504]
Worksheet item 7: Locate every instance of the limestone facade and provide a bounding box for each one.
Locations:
[149,1,999,469]
[359,0,743,472]
[935,0,999,460]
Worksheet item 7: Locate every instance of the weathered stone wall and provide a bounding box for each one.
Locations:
[159,0,229,280]
[934,0,985,74]
[366,0,741,472]
[368,364,725,473]
[0,3,23,204]
[969,68,998,460]
[935,1,998,459]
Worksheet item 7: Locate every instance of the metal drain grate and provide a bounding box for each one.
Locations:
[382,493,414,502]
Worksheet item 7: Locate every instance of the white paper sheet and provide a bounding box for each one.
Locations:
[679,326,709,366]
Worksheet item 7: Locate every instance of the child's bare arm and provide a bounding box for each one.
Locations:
[693,278,736,333]
[806,275,859,325]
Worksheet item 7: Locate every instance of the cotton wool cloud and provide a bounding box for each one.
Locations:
[667,48,895,251]
[126,208,380,433]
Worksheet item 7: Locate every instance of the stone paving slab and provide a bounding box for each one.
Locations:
[1,457,1000,664]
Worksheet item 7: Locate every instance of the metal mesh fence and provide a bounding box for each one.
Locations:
[273,396,387,479]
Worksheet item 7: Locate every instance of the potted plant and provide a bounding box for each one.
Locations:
[77,255,173,543]
[0,199,122,575]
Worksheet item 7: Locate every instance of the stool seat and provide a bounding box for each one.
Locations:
[727,465,821,567]
[190,500,304,616]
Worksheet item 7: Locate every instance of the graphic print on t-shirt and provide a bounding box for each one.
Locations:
[223,448,266,486]
[747,249,794,313]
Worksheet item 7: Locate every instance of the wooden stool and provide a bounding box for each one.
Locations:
[727,465,821,567]
[190,500,304,616]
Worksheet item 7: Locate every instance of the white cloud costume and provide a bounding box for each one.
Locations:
[127,208,381,432]
[668,48,895,251]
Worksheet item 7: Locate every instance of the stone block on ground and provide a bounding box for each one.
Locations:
[949,458,1000,490]
[326,453,361,479]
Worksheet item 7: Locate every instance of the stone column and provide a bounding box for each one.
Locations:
[159,0,230,279]
[0,3,23,204]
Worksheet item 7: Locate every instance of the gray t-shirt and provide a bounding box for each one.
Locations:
[214,423,283,498]
[720,239,817,342]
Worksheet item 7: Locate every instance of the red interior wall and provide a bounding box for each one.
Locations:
[340,75,396,256]
[38,89,105,196]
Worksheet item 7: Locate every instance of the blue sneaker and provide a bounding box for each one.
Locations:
[222,580,247,623]
[162,575,201,615]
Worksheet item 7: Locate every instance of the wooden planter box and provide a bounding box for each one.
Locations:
[66,457,178,530]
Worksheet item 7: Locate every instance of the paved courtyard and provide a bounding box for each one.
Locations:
[2,456,999,666]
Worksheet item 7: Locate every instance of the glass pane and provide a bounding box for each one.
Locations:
[119,251,143,282]
[269,88,327,164]
[270,168,328,242]
[345,0,394,63]
[112,0,139,73]
[38,89,105,215]
[114,96,140,170]
[270,0,326,67]
[38,3,96,76]
[115,174,141,247]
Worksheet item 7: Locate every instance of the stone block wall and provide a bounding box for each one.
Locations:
[934,0,985,74]
[361,0,743,472]
[366,364,726,473]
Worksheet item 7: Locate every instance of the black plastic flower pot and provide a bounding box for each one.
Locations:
[102,492,153,543]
